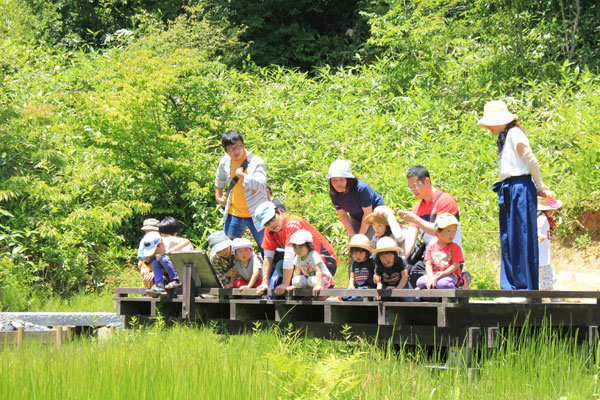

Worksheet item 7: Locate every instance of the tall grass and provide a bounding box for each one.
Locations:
[0,324,597,399]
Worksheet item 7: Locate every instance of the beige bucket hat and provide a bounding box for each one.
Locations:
[477,100,516,127]
[346,234,373,252]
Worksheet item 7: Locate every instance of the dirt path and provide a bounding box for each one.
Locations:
[553,242,600,301]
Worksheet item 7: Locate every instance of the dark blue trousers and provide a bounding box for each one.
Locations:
[494,175,539,290]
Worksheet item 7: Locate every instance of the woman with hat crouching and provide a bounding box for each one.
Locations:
[327,159,385,240]
[478,100,553,291]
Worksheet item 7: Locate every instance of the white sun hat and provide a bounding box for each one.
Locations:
[477,100,516,127]
[326,159,355,179]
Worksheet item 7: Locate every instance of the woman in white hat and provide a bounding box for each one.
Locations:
[327,159,385,240]
[478,100,553,291]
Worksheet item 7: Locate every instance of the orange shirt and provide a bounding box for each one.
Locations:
[229,156,251,218]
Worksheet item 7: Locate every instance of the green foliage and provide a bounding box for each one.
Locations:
[0,325,598,398]
[1,0,600,308]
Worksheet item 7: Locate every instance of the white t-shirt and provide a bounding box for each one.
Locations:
[537,214,551,266]
[163,236,194,253]
[499,127,531,180]
[294,250,332,278]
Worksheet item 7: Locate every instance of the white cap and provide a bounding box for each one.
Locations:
[288,229,313,245]
[254,201,277,227]
[142,231,162,257]
[232,238,253,252]
[326,159,355,179]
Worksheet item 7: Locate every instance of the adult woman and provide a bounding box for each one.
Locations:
[327,159,385,239]
[478,100,552,290]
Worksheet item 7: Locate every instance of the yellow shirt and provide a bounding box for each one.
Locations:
[229,157,251,218]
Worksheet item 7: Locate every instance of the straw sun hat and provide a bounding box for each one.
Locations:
[364,205,395,226]
[373,237,402,254]
[477,100,516,128]
[346,234,373,252]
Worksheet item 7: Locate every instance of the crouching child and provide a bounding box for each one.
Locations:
[229,238,263,289]
[143,231,182,298]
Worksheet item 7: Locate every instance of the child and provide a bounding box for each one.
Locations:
[373,237,409,300]
[207,231,235,288]
[136,218,160,288]
[364,205,407,257]
[416,213,464,289]
[143,231,182,298]
[228,238,263,289]
[342,234,376,301]
[286,229,334,294]
[159,216,194,255]
[537,196,562,299]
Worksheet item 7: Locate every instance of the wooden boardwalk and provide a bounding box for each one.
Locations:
[114,265,600,348]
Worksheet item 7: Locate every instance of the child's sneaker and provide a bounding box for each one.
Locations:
[146,284,168,298]
[165,280,182,290]
[458,271,471,289]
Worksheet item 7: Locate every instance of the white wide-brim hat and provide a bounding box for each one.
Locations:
[477,100,516,127]
[326,159,355,179]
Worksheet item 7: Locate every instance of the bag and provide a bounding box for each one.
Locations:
[407,237,426,265]
[406,191,444,266]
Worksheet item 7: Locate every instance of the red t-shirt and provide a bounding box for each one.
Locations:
[410,189,459,227]
[261,213,337,268]
[425,241,464,276]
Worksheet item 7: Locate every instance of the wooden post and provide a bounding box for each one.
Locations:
[17,326,24,346]
[65,326,72,341]
[487,327,499,348]
[182,264,195,320]
[589,326,598,347]
[55,325,63,346]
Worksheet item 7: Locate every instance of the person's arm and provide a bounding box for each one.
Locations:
[240,157,267,193]
[337,209,356,238]
[516,142,552,197]
[403,226,419,256]
[374,273,382,300]
[165,238,192,255]
[275,245,296,293]
[215,187,226,207]
[358,205,373,235]
[425,260,436,289]
[398,269,409,290]
[256,255,273,294]
[397,210,436,235]
[348,271,356,289]
[286,267,301,291]
[313,263,324,293]
[435,262,459,279]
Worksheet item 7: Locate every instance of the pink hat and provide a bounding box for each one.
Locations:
[288,229,313,245]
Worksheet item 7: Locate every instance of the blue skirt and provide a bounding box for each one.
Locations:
[493,175,539,290]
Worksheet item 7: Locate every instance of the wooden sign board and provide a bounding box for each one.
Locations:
[170,251,222,288]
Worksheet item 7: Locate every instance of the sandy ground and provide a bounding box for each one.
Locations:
[551,242,600,302]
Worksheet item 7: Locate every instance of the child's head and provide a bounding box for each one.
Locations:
[141,218,160,233]
[347,234,372,262]
[364,206,396,237]
[288,229,314,258]
[373,237,402,268]
[159,216,181,236]
[232,238,253,264]
[538,196,562,218]
[434,213,460,245]
[142,231,164,258]
[208,231,233,259]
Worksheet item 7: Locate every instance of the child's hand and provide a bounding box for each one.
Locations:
[239,285,248,290]
[226,283,233,289]
[426,277,437,289]
[348,284,355,290]
[285,285,296,292]
[313,285,323,293]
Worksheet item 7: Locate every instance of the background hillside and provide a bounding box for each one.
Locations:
[1,0,599,310]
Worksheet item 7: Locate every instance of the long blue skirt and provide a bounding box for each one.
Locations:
[494,175,539,290]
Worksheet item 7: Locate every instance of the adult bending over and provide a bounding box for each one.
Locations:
[327,159,385,239]
[253,201,338,295]
[478,100,552,290]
